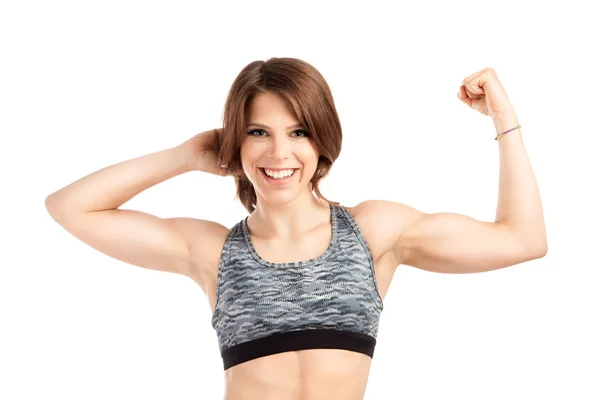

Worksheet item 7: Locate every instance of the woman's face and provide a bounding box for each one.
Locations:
[240,91,319,205]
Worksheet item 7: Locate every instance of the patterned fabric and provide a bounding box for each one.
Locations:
[210,204,384,368]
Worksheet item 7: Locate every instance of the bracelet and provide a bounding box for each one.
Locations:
[495,124,521,141]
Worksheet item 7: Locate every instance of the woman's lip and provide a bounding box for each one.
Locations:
[259,167,297,184]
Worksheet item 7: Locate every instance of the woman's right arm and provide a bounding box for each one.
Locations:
[45,130,229,284]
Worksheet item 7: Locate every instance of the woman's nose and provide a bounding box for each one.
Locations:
[267,136,292,159]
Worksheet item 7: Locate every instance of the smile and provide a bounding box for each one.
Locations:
[259,168,298,185]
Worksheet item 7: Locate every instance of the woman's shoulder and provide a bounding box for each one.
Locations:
[343,200,406,262]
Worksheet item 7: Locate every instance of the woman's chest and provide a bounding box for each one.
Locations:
[203,209,397,314]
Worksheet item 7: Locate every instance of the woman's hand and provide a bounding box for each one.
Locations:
[457,67,515,119]
[177,129,231,177]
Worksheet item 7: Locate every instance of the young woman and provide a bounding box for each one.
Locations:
[45,57,547,400]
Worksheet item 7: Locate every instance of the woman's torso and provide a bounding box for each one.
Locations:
[194,204,398,400]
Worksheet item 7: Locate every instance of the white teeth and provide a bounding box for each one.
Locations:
[264,168,294,179]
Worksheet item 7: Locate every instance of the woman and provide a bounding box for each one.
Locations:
[45,57,548,399]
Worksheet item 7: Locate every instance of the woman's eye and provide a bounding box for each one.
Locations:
[247,129,266,136]
[292,130,310,138]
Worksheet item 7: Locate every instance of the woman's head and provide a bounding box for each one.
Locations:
[212,57,348,213]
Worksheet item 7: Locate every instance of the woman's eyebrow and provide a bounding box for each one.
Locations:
[247,122,304,129]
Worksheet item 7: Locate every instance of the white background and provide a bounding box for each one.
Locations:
[2,0,599,399]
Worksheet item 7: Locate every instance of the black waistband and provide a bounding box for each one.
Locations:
[221,328,377,370]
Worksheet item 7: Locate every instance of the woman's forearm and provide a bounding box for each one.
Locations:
[45,145,194,216]
[493,109,548,253]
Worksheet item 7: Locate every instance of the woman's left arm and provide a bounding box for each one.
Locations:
[374,68,548,274]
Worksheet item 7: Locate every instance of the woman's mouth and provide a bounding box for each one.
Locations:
[259,168,298,185]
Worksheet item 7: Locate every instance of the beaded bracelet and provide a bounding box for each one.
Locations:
[495,124,522,140]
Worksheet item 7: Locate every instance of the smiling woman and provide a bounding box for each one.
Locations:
[45,55,547,400]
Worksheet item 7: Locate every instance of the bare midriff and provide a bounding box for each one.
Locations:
[223,348,372,400]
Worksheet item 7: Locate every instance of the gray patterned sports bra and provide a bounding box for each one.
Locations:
[211,204,384,370]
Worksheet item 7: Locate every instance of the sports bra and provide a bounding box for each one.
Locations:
[210,204,384,370]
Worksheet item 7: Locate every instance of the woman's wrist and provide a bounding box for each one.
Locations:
[491,107,520,135]
[170,143,200,173]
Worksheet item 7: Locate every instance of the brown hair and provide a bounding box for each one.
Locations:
[210,57,351,214]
